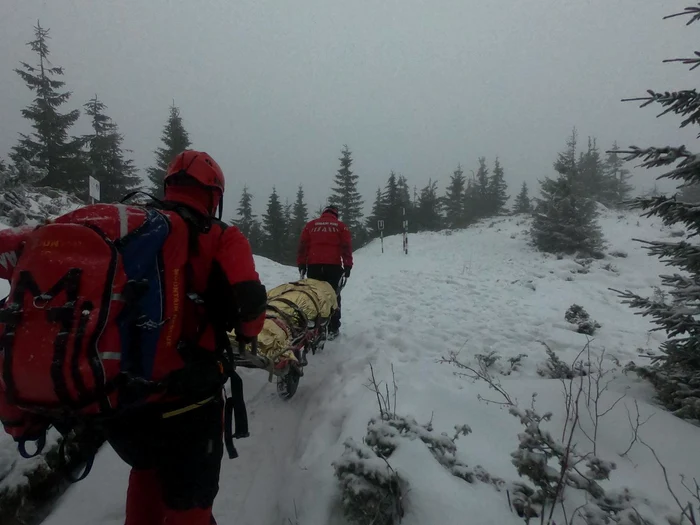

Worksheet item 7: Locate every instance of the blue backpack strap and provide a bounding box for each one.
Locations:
[115,208,171,385]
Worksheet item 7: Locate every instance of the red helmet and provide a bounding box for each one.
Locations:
[323,205,339,217]
[165,150,225,195]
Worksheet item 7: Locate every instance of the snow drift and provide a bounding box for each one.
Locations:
[2,209,699,525]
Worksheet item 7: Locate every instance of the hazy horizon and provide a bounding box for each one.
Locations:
[1,0,698,220]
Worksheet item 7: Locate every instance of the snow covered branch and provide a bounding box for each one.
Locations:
[438,350,516,406]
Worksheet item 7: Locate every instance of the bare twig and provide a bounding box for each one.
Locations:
[680,474,700,506]
[548,370,586,524]
[287,499,300,525]
[365,363,392,418]
[639,435,697,524]
[391,364,398,418]
[438,351,515,406]
[577,347,627,456]
[557,342,589,442]
[619,400,654,458]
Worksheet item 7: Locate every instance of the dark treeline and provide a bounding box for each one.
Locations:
[2,22,636,267]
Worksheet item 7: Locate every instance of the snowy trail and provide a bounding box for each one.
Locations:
[10,210,700,524]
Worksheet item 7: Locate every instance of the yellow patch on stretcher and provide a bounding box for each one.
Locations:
[267,278,338,320]
[227,278,338,366]
[257,318,297,363]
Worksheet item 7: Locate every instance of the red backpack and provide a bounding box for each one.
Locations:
[0,202,247,469]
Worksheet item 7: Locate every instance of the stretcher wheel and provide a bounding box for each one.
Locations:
[277,368,301,400]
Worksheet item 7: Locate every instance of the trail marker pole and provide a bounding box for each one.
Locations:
[377,220,384,254]
[402,208,408,255]
[88,175,100,205]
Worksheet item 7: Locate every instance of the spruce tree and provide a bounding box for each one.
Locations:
[531,130,604,255]
[463,177,479,225]
[382,171,402,235]
[474,157,491,218]
[578,137,608,203]
[416,179,442,231]
[603,142,634,206]
[679,183,700,203]
[262,187,287,262]
[282,199,295,264]
[248,220,264,254]
[488,157,509,215]
[614,5,700,422]
[234,185,255,238]
[328,145,364,236]
[366,187,385,237]
[513,182,532,214]
[146,103,191,198]
[83,96,140,203]
[10,22,85,194]
[444,164,466,228]
[291,184,309,236]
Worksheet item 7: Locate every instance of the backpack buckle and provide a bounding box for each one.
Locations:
[32,294,52,309]
[187,292,205,305]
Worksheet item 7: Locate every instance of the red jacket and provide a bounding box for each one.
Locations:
[0,203,266,346]
[297,211,353,268]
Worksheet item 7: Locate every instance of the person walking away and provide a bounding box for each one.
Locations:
[297,205,353,339]
[0,150,267,525]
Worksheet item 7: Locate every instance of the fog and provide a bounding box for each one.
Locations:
[1,0,697,219]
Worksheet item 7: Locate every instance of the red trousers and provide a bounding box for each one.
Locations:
[125,469,216,525]
[107,397,224,525]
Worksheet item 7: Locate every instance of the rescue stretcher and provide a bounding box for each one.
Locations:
[228,278,339,399]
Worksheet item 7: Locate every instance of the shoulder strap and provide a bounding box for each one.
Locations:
[161,209,248,460]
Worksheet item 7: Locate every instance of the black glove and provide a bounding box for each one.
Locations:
[344,267,351,278]
[298,265,307,278]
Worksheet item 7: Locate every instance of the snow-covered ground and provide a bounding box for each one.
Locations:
[3,210,700,524]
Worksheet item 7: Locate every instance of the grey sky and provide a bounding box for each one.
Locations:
[1,0,697,220]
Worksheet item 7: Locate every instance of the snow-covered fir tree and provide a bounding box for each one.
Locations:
[83,96,140,203]
[290,184,309,237]
[679,182,700,203]
[578,137,607,202]
[381,171,402,235]
[603,143,634,207]
[444,164,466,228]
[474,157,491,219]
[247,220,264,255]
[366,187,385,237]
[616,5,700,422]
[463,177,479,225]
[513,182,532,214]
[234,185,256,239]
[416,179,442,231]
[262,187,287,263]
[0,159,49,226]
[146,103,191,198]
[488,157,509,215]
[531,130,605,255]
[282,198,295,264]
[10,22,85,195]
[328,145,365,238]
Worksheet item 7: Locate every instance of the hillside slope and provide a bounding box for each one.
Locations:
[7,210,700,525]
